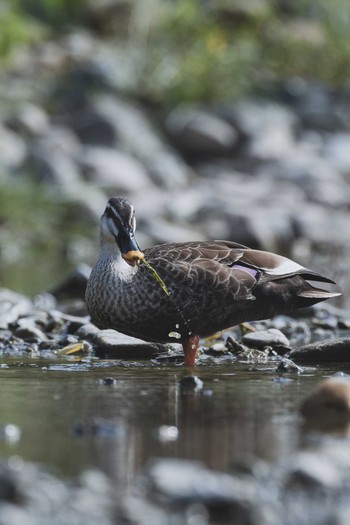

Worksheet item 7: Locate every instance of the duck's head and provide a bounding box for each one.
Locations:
[101,197,144,266]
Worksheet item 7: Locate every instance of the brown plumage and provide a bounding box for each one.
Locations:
[86,197,341,366]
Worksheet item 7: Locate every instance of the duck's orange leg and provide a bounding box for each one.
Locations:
[182,335,200,367]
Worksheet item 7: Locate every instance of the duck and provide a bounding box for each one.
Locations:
[85,196,341,366]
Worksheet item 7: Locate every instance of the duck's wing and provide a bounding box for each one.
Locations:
[145,240,336,285]
[216,241,341,301]
[232,247,336,284]
[143,241,260,300]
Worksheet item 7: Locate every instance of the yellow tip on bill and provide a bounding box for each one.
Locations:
[122,250,145,266]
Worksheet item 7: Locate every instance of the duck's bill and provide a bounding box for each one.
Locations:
[122,250,144,266]
[118,230,144,266]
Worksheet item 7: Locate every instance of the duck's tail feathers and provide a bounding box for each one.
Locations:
[297,288,342,308]
[299,271,336,285]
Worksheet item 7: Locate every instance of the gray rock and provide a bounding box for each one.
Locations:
[179,375,203,393]
[228,99,298,137]
[323,132,350,175]
[78,146,151,191]
[334,507,350,525]
[89,95,190,188]
[300,378,350,424]
[295,82,342,130]
[28,145,81,187]
[7,103,50,137]
[49,310,89,331]
[0,460,115,525]
[50,264,91,301]
[166,106,238,155]
[259,151,350,207]
[276,358,303,374]
[292,205,350,251]
[72,417,122,438]
[89,328,164,359]
[142,458,255,506]
[249,125,296,160]
[0,126,27,169]
[75,323,101,340]
[226,99,298,160]
[142,216,205,244]
[149,150,191,189]
[0,289,32,329]
[14,325,48,342]
[285,452,341,490]
[243,329,290,349]
[178,172,300,251]
[288,337,350,362]
[33,125,81,158]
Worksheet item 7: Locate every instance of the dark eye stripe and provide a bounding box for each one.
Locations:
[105,204,122,225]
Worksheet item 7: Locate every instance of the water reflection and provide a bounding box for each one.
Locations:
[0,360,347,492]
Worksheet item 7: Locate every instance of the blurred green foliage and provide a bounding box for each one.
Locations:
[0,2,44,60]
[1,0,350,101]
[142,0,350,103]
[0,180,91,293]
[18,0,89,28]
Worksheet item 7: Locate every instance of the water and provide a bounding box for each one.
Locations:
[0,358,347,491]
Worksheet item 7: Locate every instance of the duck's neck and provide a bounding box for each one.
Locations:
[100,240,138,281]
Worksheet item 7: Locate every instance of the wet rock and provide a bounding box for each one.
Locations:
[50,311,90,333]
[242,329,290,349]
[166,106,238,157]
[226,336,246,355]
[0,459,115,524]
[276,358,303,374]
[0,466,19,502]
[72,418,122,438]
[156,425,179,443]
[38,340,62,353]
[285,451,341,491]
[0,425,21,444]
[179,375,203,393]
[206,342,229,356]
[300,378,350,427]
[0,342,39,358]
[13,325,47,342]
[75,323,101,340]
[90,329,164,359]
[288,337,350,362]
[97,377,118,386]
[141,458,255,519]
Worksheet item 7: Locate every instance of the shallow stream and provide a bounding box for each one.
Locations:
[0,358,346,492]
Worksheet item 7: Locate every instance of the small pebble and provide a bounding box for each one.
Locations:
[0,424,21,443]
[156,425,179,443]
[97,377,117,386]
[179,375,203,393]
